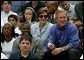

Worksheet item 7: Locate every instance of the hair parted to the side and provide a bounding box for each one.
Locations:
[55,9,69,21]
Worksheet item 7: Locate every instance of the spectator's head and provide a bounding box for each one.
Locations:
[1,1,12,13]
[2,23,15,42]
[60,1,70,11]
[47,1,59,14]
[8,14,18,28]
[55,10,69,28]
[19,35,32,53]
[37,7,49,24]
[20,22,31,35]
[23,7,36,23]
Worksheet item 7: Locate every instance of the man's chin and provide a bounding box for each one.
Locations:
[59,24,65,27]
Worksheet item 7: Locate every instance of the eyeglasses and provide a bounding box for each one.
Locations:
[39,15,48,18]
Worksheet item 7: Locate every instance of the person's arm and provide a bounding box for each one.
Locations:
[67,25,80,49]
[47,25,56,50]
[60,45,70,52]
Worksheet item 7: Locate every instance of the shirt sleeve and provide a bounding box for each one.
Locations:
[67,26,80,48]
[47,26,56,46]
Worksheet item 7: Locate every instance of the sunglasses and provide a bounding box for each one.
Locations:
[39,15,48,18]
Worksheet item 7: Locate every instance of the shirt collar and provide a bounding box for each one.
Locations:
[36,22,48,29]
[19,52,32,59]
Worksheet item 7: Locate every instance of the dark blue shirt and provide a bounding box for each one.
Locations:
[9,51,39,59]
[48,22,80,48]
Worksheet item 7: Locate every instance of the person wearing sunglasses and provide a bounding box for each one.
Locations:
[31,7,53,59]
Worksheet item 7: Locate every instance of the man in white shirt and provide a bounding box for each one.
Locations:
[1,1,17,32]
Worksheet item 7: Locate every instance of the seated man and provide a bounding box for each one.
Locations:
[44,10,82,59]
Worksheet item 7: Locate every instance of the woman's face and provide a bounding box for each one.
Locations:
[19,39,31,52]
[38,12,48,24]
[2,23,12,37]
[24,9,33,21]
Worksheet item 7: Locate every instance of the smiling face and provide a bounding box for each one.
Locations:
[24,9,33,21]
[38,12,48,25]
[56,11,68,28]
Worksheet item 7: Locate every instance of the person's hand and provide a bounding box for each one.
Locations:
[51,48,62,55]
[48,42,55,50]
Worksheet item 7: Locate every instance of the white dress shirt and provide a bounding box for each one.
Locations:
[15,27,22,35]
[1,11,17,32]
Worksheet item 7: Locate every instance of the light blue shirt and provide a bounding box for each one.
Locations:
[31,22,53,56]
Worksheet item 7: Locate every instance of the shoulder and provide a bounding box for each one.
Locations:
[51,24,57,29]
[67,22,77,32]
[9,51,20,59]
[14,36,21,43]
[49,24,57,33]
[29,52,39,59]
[68,22,77,29]
[10,11,17,16]
[31,22,39,28]
[48,22,53,26]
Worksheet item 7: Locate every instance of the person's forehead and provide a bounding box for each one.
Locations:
[3,1,11,4]
[40,12,47,15]
[21,39,30,42]
[57,12,67,17]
